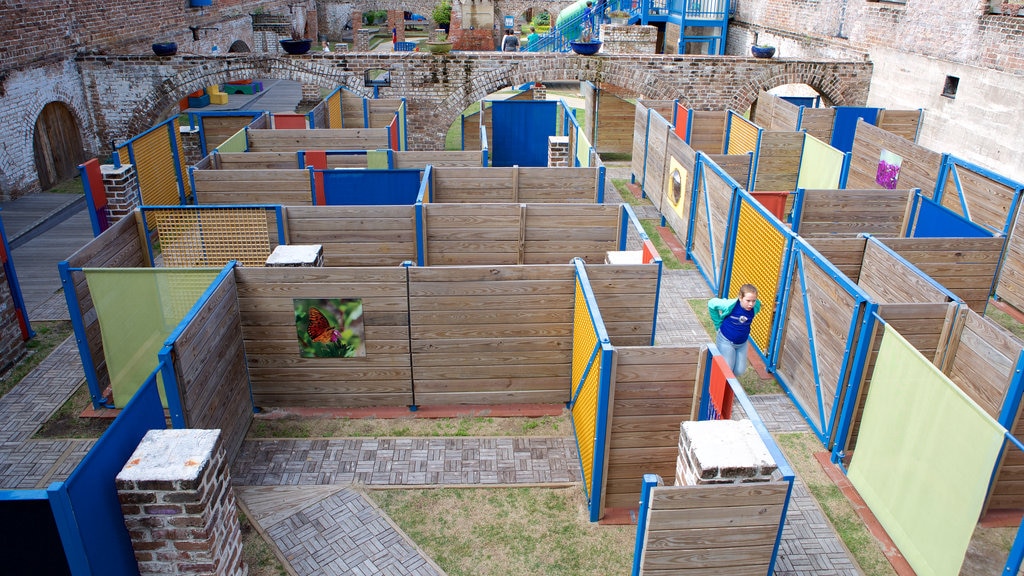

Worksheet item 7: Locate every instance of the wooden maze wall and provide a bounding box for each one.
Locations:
[795,189,912,238]
[753,131,803,192]
[846,120,942,191]
[604,346,701,511]
[170,271,251,461]
[192,168,312,206]
[283,205,418,267]
[246,128,389,152]
[430,167,600,203]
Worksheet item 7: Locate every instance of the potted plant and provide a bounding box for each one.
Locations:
[151,41,178,56]
[280,25,312,55]
[608,10,631,24]
[751,44,775,58]
[432,0,452,33]
[425,30,453,55]
[570,30,602,55]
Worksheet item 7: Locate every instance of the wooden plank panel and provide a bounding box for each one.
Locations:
[847,120,942,191]
[753,131,802,192]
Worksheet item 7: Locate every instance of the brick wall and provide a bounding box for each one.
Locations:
[600,24,658,54]
[731,0,1024,183]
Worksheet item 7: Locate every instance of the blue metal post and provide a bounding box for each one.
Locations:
[59,261,105,409]
[630,474,660,576]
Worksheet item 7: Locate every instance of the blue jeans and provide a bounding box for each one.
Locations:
[716,330,748,377]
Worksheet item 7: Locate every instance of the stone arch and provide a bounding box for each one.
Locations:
[228,40,251,53]
[731,63,857,115]
[124,57,366,137]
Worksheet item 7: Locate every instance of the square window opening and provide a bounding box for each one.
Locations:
[942,75,959,99]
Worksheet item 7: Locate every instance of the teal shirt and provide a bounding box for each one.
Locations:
[527,32,540,46]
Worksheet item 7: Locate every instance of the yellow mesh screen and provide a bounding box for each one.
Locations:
[152,208,271,267]
[119,126,181,208]
[728,200,787,351]
[727,115,759,155]
[572,278,601,496]
[328,91,343,128]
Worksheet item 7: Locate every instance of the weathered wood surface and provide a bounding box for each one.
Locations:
[638,482,789,575]
[201,116,255,152]
[806,237,866,282]
[800,108,835,144]
[797,189,911,237]
[858,239,953,304]
[847,120,942,191]
[875,109,922,143]
[284,205,417,266]
[937,161,1016,235]
[462,105,492,151]
[604,346,700,510]
[596,91,635,154]
[246,128,389,152]
[394,151,482,168]
[192,169,312,205]
[998,206,1024,313]
[431,167,599,203]
[214,151,299,170]
[689,111,727,154]
[707,154,751,192]
[643,112,673,207]
[882,236,1004,312]
[753,131,802,192]
[774,250,861,435]
[172,272,251,461]
[656,133,699,245]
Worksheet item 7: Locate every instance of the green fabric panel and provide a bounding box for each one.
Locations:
[367,150,389,169]
[847,324,1005,576]
[84,269,221,408]
[216,128,248,153]
[796,134,843,189]
[576,130,591,167]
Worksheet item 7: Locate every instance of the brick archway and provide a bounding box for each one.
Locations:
[81,53,871,152]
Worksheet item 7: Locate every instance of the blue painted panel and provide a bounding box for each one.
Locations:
[913,196,994,238]
[830,106,880,153]
[322,169,423,205]
[780,95,819,108]
[60,375,166,575]
[0,493,71,575]
[491,100,558,167]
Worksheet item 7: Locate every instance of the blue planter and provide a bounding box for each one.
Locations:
[189,0,212,6]
[570,40,602,55]
[152,42,177,56]
[280,39,313,55]
[751,45,776,58]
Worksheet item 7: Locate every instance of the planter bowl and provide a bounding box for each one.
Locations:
[152,42,178,56]
[751,45,776,58]
[425,41,453,55]
[570,40,603,55]
[280,39,313,55]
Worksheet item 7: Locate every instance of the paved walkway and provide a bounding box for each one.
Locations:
[0,166,863,574]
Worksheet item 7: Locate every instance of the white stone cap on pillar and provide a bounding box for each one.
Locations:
[179,125,200,134]
[265,244,324,266]
[101,164,134,176]
[117,429,221,482]
[548,136,570,144]
[680,419,776,478]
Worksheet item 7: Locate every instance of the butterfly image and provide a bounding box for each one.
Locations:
[307,307,340,343]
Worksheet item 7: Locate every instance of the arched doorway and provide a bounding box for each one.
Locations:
[33,102,85,190]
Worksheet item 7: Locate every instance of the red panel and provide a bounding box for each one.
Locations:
[305,150,327,205]
[710,355,735,420]
[273,113,308,129]
[641,239,658,264]
[750,191,789,220]
[388,117,399,151]
[81,158,108,210]
[674,103,689,140]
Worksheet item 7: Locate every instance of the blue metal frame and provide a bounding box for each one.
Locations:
[59,260,106,409]
[686,152,743,295]
[933,153,1024,236]
[480,125,489,166]
[770,236,875,452]
[0,213,33,339]
[570,258,614,522]
[630,474,660,576]
[138,205,283,261]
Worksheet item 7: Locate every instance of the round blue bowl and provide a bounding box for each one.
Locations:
[570,40,602,56]
[751,45,776,58]
[152,42,178,56]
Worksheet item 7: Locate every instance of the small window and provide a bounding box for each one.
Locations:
[942,76,959,99]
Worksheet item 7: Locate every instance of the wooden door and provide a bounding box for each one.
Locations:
[33,102,85,190]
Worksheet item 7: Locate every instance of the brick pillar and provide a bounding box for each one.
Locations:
[102,163,140,225]
[388,10,405,42]
[116,429,245,576]
[179,125,203,166]
[355,28,373,51]
[533,85,547,100]
[301,83,320,103]
[676,420,778,486]
[548,136,570,167]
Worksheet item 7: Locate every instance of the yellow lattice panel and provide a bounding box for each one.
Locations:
[572,279,601,496]
[729,201,787,351]
[122,127,181,208]
[153,208,271,267]
[327,91,342,128]
[173,118,192,202]
[727,115,759,155]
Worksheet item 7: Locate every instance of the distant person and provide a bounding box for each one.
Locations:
[708,284,762,377]
[501,29,520,52]
[321,40,331,52]
[527,26,540,47]
[392,26,398,45]
[583,1,595,36]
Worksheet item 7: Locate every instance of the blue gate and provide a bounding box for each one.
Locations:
[491,100,558,167]
[830,106,880,153]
